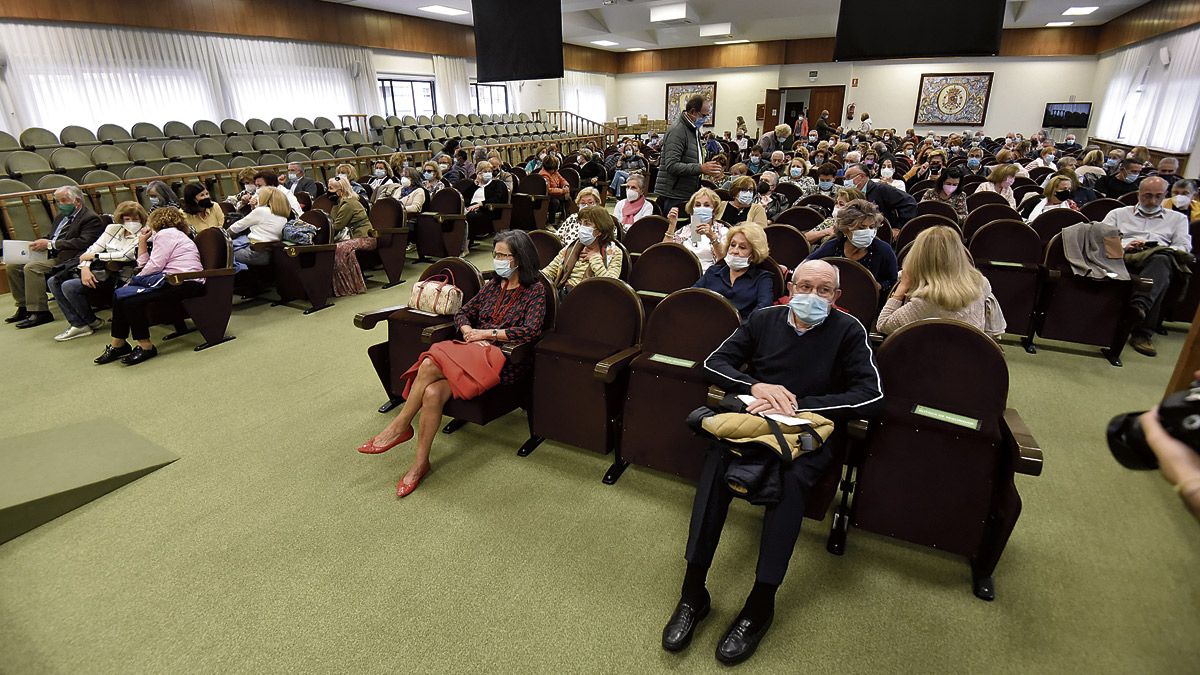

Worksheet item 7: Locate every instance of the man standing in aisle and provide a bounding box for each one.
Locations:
[654,95,723,216]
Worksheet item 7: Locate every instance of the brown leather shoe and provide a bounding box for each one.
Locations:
[1129,335,1157,357]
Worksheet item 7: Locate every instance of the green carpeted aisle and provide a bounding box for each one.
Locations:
[1,254,1197,673]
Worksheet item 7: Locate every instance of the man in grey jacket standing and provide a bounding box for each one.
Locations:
[654,95,723,216]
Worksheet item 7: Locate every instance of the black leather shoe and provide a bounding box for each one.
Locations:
[5,308,29,323]
[94,344,133,364]
[15,312,53,329]
[121,345,159,366]
[715,613,773,666]
[973,574,996,601]
[662,596,710,653]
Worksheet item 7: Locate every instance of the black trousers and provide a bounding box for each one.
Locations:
[110,281,204,341]
[1127,254,1174,338]
[685,443,834,586]
[656,196,688,219]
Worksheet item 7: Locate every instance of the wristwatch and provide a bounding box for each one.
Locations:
[492,329,498,338]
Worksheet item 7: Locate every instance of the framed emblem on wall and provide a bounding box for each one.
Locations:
[914,72,993,126]
[665,81,717,126]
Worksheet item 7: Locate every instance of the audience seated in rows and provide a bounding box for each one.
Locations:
[877,226,1002,336]
[808,199,898,295]
[230,186,290,267]
[464,161,509,241]
[692,223,775,317]
[666,188,727,271]
[843,162,917,230]
[357,230,547,497]
[556,187,602,246]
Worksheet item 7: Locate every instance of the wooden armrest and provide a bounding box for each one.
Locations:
[594,345,641,383]
[250,241,282,252]
[373,226,410,235]
[104,260,136,272]
[978,261,1039,271]
[501,340,535,364]
[485,203,512,211]
[1003,408,1043,476]
[354,304,409,330]
[706,385,726,408]
[167,268,235,284]
[285,243,338,256]
[420,322,458,344]
[847,419,871,441]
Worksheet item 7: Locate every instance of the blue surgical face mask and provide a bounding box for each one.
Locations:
[819,180,834,190]
[789,292,830,327]
[494,258,515,278]
[967,157,981,168]
[790,168,803,178]
[1124,174,1139,184]
[373,169,386,178]
[423,170,434,180]
[749,156,762,165]
[737,190,754,205]
[843,178,856,188]
[692,206,713,223]
[694,114,709,127]
[1105,159,1118,169]
[577,225,596,246]
[287,172,298,182]
[148,196,160,207]
[850,228,876,248]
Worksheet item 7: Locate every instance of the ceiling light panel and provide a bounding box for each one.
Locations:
[418,5,468,16]
[1062,6,1099,15]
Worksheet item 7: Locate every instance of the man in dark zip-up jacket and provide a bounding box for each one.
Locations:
[661,260,882,665]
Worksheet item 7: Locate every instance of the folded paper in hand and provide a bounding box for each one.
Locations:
[737,394,815,427]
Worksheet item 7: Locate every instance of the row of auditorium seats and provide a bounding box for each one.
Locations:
[354,260,1042,599]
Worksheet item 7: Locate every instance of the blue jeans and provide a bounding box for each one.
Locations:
[611,170,630,198]
[47,273,96,328]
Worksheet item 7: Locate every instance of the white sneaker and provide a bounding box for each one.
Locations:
[54,325,94,342]
[89,318,104,330]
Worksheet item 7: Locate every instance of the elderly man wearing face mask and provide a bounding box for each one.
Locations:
[756,124,793,155]
[1057,133,1083,153]
[1103,177,1193,357]
[843,162,917,231]
[661,258,882,665]
[655,95,724,217]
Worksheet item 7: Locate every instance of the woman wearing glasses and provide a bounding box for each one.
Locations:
[356,230,547,498]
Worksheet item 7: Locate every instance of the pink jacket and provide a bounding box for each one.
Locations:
[138,227,205,283]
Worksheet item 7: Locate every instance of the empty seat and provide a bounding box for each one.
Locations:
[270,117,295,132]
[245,118,272,134]
[220,119,250,136]
[20,127,61,157]
[127,142,169,171]
[963,203,1022,240]
[367,197,411,288]
[764,224,812,272]
[193,120,223,138]
[915,199,961,223]
[163,120,198,140]
[259,153,286,167]
[773,206,825,231]
[131,122,167,142]
[278,133,305,152]
[969,219,1041,342]
[194,138,231,164]
[313,116,336,131]
[412,187,469,261]
[0,178,51,239]
[895,213,960,250]
[81,169,134,214]
[824,257,881,329]
[346,130,370,149]
[285,151,311,164]
[195,158,233,198]
[301,132,328,151]
[528,229,562,267]
[255,208,337,314]
[252,135,282,152]
[59,125,100,148]
[966,190,1010,211]
[619,288,742,480]
[847,320,1042,600]
[622,215,669,257]
[228,156,256,169]
[90,144,133,174]
[159,226,237,350]
[37,173,78,191]
[293,117,317,133]
[96,124,135,148]
[417,115,432,127]
[49,147,93,182]
[1080,198,1123,221]
[5,150,54,185]
[123,165,159,181]
[163,139,202,168]
[225,136,257,159]
[323,131,347,148]
[1029,207,1088,246]
[628,242,702,316]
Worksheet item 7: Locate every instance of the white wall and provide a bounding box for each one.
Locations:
[612,66,782,136]
[372,50,435,76]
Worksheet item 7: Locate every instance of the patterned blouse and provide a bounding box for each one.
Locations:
[920,188,970,220]
[453,278,547,384]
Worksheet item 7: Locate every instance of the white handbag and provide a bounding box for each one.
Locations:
[408,271,463,315]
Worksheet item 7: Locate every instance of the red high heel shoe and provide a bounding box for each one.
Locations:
[396,469,428,498]
[356,425,414,454]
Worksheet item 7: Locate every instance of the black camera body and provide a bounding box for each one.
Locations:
[1107,381,1200,470]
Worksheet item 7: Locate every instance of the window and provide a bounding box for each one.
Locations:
[379,78,436,118]
[470,83,509,116]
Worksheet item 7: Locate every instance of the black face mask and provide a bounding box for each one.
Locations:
[929,164,942,173]
[328,194,340,203]
[198,198,213,209]
[1055,190,1073,201]
[757,181,772,195]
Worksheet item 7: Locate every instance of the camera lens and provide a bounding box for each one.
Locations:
[1106,412,1159,470]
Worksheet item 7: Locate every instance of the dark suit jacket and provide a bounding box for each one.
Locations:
[49,206,105,264]
[863,179,918,230]
[288,176,324,199]
[653,114,704,199]
[465,180,510,221]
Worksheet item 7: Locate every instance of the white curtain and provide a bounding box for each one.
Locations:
[0,20,380,134]
[1093,24,1200,152]
[560,70,607,123]
[505,81,525,116]
[432,56,471,116]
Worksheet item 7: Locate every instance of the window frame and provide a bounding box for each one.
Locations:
[378,76,437,118]
[469,82,509,116]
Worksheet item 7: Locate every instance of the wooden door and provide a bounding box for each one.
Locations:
[763,89,781,132]
[807,86,846,128]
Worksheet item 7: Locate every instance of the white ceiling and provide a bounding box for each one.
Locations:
[327,0,1152,51]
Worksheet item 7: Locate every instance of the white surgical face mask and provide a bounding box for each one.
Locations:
[850,228,876,248]
[626,188,640,201]
[438,164,449,172]
[481,172,493,182]
[737,190,754,205]
[400,177,411,188]
[337,173,348,182]
[880,167,894,179]
[244,183,255,193]
[122,220,143,235]
[692,205,713,223]
[724,253,750,270]
[373,169,386,178]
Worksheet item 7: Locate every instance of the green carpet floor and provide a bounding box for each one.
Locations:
[1,254,1197,673]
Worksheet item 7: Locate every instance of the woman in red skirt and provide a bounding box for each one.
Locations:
[357,230,547,497]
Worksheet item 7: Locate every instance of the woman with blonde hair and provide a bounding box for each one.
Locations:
[807,198,898,294]
[541,205,623,299]
[807,186,864,244]
[1025,174,1080,222]
[335,163,369,201]
[229,186,291,266]
[876,226,1002,337]
[665,187,728,271]
[328,176,375,296]
[692,223,775,316]
[975,162,1019,208]
[718,176,769,226]
[555,186,603,246]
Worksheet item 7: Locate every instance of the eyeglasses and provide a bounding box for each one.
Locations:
[492,252,515,261]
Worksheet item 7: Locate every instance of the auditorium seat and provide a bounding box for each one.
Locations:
[895,213,960,250]
[966,190,1010,211]
[313,117,336,131]
[622,215,669,259]
[195,159,232,196]
[96,124,136,148]
[764,224,812,272]
[824,257,881,328]
[1163,220,1200,324]
[963,203,1022,240]
[224,136,256,160]
[259,153,286,167]
[163,139,202,169]
[618,288,741,481]
[774,206,826,231]
[915,199,960,223]
[0,178,50,239]
[131,122,167,143]
[842,319,1041,600]
[345,130,369,149]
[252,135,282,154]
[357,258,485,411]
[290,117,315,134]
[1013,183,1042,206]
[367,197,410,288]
[221,119,250,137]
[163,120,198,141]
[257,208,337,314]
[5,150,54,185]
[228,156,256,170]
[323,131,347,149]
[519,277,644,482]
[628,242,703,316]
[511,173,550,231]
[155,227,237,351]
[1117,192,1140,206]
[37,174,78,192]
[192,119,223,138]
[270,117,295,133]
[59,125,100,149]
[127,142,169,172]
[245,118,272,135]
[969,219,1041,344]
[413,187,468,261]
[774,181,802,204]
[798,193,835,211]
[1029,207,1088,246]
[48,147,93,182]
[278,133,305,153]
[528,229,562,268]
[1033,232,1147,366]
[81,170,133,213]
[194,138,231,165]
[909,179,935,196]
[1080,197,1123,221]
[124,165,158,182]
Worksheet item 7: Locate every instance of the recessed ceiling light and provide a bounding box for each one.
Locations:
[1046,21,1075,27]
[714,39,750,45]
[418,5,468,16]
[591,40,619,47]
[626,47,646,52]
[1063,6,1099,15]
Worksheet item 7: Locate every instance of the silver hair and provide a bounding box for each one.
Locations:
[1158,157,1180,169]
[56,185,84,203]
[793,259,840,289]
[1174,179,1196,193]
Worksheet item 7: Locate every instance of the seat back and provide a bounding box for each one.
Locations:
[37,174,78,190]
[773,206,825,231]
[915,199,960,223]
[825,256,881,328]
[623,215,669,255]
[428,187,464,214]
[1029,207,1088,246]
[895,213,959,250]
[528,229,563,268]
[969,219,1041,336]
[131,122,165,142]
[192,119,223,137]
[60,125,98,147]
[419,257,485,299]
[19,127,59,150]
[764,224,811,271]
[97,124,135,146]
[853,320,1010,556]
[1037,233,1135,351]
[245,118,272,134]
[554,276,643,345]
[797,193,835,211]
[1080,197,1123,221]
[962,203,1021,240]
[195,226,231,269]
[965,189,1009,211]
[774,181,802,203]
[4,150,53,181]
[0,178,49,240]
[629,242,702,313]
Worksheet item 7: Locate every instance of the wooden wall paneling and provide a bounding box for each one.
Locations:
[784,38,835,64]
[999,28,1098,57]
[1097,0,1200,53]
